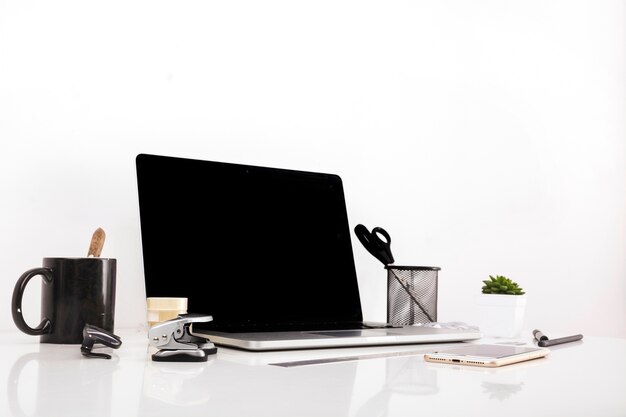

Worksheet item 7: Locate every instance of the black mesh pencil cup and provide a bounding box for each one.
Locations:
[386,265,439,326]
[354,224,439,327]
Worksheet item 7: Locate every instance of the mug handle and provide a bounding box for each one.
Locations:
[11,267,53,335]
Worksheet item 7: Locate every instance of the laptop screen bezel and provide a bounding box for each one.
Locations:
[136,153,364,331]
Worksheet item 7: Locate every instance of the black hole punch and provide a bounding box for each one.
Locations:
[80,324,122,359]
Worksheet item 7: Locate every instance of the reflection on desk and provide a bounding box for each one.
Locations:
[8,349,118,417]
[2,329,625,417]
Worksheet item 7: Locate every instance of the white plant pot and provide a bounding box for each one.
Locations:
[477,294,527,338]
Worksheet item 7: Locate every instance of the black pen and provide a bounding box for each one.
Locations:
[532,329,548,342]
[533,329,583,347]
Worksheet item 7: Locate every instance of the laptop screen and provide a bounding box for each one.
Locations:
[136,154,363,330]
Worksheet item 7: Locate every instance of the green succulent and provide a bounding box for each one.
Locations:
[482,275,525,295]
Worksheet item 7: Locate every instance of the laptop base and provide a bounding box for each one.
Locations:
[191,324,481,351]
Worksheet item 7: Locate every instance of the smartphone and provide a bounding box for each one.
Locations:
[424,344,549,368]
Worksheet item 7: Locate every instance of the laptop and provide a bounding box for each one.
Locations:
[135,153,481,351]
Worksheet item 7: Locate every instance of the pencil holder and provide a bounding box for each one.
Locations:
[386,266,439,326]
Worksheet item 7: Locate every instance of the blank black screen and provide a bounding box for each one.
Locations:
[136,153,363,330]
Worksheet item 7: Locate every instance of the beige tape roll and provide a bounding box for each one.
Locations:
[146,297,188,327]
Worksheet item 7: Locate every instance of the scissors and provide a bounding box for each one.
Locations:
[354,224,435,322]
[354,224,395,266]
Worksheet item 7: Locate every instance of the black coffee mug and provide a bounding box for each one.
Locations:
[12,257,116,344]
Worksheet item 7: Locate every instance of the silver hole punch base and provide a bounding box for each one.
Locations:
[148,314,217,362]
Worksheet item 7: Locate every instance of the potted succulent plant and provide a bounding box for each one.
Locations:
[477,275,527,338]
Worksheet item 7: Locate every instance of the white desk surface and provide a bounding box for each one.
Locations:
[2,328,625,417]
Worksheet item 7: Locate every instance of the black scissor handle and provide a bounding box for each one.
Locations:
[354,224,378,261]
[354,224,373,246]
[371,227,391,245]
[354,224,394,266]
[371,227,394,265]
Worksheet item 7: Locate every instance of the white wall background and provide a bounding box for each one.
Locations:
[1,0,624,338]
